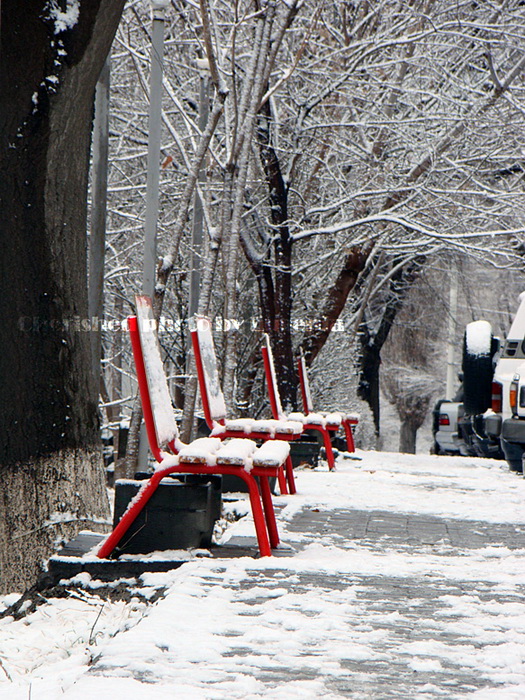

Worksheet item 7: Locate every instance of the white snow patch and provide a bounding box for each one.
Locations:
[409,657,444,673]
[47,0,80,34]
[466,320,493,356]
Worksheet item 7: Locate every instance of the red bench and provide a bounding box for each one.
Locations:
[190,316,300,495]
[97,297,290,559]
[262,335,354,471]
[297,348,359,453]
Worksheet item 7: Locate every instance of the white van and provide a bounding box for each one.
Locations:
[485,292,525,471]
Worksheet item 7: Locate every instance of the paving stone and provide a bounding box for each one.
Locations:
[211,507,525,697]
[286,508,525,550]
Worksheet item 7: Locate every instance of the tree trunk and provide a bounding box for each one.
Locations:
[399,419,418,454]
[357,330,382,436]
[221,9,275,411]
[302,246,370,367]
[250,97,297,409]
[0,0,124,592]
[0,449,111,593]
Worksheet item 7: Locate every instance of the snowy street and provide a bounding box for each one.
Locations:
[2,451,525,699]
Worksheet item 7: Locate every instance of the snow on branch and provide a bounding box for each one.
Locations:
[292,212,525,245]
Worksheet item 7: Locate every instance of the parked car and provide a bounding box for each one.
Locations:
[432,398,462,455]
[484,292,525,471]
[432,321,503,461]
[432,397,503,459]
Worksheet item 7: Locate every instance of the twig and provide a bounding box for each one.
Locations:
[0,657,12,682]
[89,605,105,645]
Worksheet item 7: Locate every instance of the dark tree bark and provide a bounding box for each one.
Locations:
[399,419,419,454]
[301,246,370,366]
[357,322,383,436]
[251,99,297,410]
[0,0,125,592]
[252,101,371,411]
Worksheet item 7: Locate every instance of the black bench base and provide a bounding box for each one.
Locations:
[111,477,222,555]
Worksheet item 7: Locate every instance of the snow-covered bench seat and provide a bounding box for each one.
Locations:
[297,348,359,453]
[286,411,341,428]
[97,297,290,560]
[210,418,303,437]
[174,438,290,469]
[190,316,300,494]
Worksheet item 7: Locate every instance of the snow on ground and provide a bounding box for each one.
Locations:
[1,450,525,698]
[277,450,525,525]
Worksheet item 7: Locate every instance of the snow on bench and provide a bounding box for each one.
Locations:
[215,439,258,466]
[176,437,223,464]
[252,440,291,468]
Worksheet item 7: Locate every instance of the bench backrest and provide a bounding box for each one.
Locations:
[297,348,314,414]
[261,334,285,419]
[190,315,227,426]
[131,296,179,458]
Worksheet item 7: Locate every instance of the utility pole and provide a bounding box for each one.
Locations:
[143,0,168,297]
[181,60,210,443]
[446,266,458,400]
[139,0,168,469]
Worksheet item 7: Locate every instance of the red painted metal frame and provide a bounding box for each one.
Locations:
[97,315,281,559]
[191,327,297,495]
[297,354,357,454]
[262,344,338,471]
[342,419,357,453]
[190,323,215,432]
[97,461,280,559]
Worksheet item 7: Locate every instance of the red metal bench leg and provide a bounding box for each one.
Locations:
[97,468,169,559]
[343,420,356,453]
[242,474,272,557]
[258,475,280,549]
[277,465,288,495]
[307,426,336,470]
[285,455,296,494]
[323,428,336,470]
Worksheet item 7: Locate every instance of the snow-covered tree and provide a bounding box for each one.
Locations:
[103,0,525,446]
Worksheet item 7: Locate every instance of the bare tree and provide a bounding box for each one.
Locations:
[382,272,446,452]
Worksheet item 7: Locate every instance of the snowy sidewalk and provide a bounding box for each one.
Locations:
[2,451,525,699]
